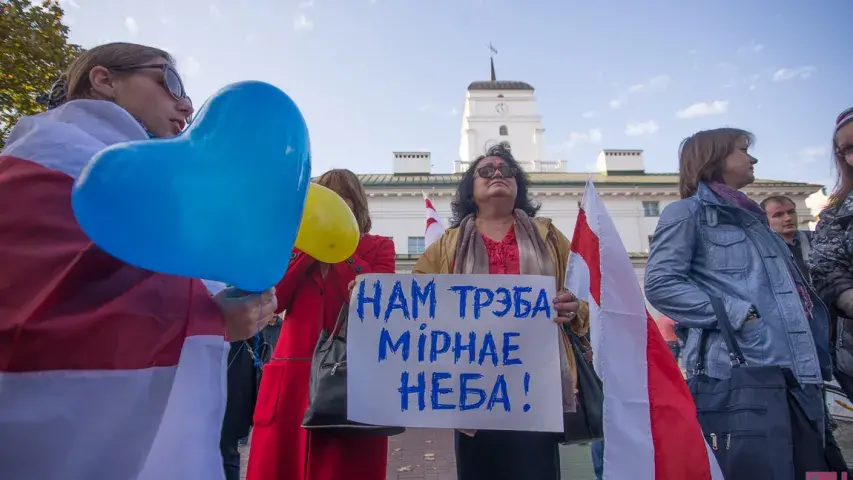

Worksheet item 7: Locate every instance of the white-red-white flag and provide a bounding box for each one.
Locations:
[565,179,724,480]
[0,100,228,480]
[424,192,446,247]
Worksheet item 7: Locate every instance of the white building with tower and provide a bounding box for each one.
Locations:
[348,61,822,304]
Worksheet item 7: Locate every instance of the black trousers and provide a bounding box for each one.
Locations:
[220,436,241,480]
[455,430,560,480]
[789,388,850,476]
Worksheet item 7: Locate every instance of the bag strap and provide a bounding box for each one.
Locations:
[324,305,349,346]
[694,296,747,374]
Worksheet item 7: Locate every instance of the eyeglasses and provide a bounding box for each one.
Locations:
[111,63,192,107]
[477,164,517,179]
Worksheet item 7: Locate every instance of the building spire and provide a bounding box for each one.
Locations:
[488,42,497,81]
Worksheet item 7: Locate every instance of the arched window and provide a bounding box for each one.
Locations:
[499,125,508,136]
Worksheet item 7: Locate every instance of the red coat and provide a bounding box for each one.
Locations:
[247,234,396,480]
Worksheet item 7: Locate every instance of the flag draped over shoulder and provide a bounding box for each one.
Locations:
[565,179,724,480]
[0,100,229,480]
[424,192,446,247]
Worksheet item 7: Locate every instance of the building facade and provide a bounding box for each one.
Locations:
[351,73,823,309]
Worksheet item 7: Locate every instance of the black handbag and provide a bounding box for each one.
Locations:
[561,328,604,445]
[688,296,795,480]
[302,306,405,436]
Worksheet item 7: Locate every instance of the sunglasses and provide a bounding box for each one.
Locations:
[111,63,192,108]
[477,164,517,179]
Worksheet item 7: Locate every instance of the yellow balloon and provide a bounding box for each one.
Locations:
[294,183,359,263]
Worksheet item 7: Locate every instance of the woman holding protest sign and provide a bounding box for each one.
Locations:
[412,143,589,480]
[247,169,396,480]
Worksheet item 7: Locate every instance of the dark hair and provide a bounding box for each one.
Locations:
[678,128,754,198]
[829,107,853,207]
[316,169,372,234]
[449,143,539,227]
[760,195,795,211]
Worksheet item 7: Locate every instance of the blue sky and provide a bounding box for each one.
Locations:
[58,0,851,187]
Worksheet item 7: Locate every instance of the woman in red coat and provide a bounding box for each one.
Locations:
[247,169,395,480]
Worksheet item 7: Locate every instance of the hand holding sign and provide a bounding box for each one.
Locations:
[552,289,580,324]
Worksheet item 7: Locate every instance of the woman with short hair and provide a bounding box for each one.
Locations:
[645,128,837,476]
[413,144,587,480]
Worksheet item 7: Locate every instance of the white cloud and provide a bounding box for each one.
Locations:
[798,146,829,164]
[675,100,729,119]
[625,120,660,136]
[58,0,80,8]
[581,110,596,119]
[772,66,816,82]
[209,4,223,18]
[299,0,315,7]
[245,33,260,45]
[737,41,764,55]
[182,56,201,77]
[449,107,459,116]
[293,15,314,31]
[124,17,138,36]
[564,128,603,149]
[417,104,432,112]
[608,74,671,109]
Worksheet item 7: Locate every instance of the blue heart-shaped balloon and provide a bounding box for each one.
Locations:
[72,81,311,292]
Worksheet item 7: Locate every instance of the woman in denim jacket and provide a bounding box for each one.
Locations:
[644,128,835,472]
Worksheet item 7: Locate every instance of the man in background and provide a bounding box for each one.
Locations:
[761,195,812,281]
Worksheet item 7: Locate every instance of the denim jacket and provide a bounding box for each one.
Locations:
[645,182,831,385]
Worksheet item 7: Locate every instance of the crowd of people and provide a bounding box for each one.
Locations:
[3,41,853,480]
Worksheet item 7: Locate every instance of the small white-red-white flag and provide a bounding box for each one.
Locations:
[565,179,724,480]
[424,192,446,247]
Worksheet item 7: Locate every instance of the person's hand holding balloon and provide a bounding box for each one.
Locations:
[213,287,278,341]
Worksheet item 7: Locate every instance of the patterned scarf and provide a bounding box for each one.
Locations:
[708,182,814,318]
[453,210,576,418]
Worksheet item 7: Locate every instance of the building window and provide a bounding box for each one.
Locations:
[408,236,426,255]
[499,125,508,136]
[642,201,660,217]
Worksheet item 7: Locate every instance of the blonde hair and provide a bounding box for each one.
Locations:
[315,169,372,234]
[678,128,754,198]
[48,42,172,107]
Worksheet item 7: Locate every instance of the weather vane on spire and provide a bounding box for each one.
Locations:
[488,42,497,81]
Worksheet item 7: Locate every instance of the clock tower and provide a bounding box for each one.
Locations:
[455,49,555,173]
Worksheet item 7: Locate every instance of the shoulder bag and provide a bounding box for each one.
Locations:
[302,305,405,436]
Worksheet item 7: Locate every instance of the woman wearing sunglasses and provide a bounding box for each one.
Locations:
[0,42,275,480]
[412,143,589,480]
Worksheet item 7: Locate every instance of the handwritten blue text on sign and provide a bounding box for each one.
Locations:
[346,274,564,432]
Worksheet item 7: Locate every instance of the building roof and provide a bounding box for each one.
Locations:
[467,80,534,91]
[351,172,823,191]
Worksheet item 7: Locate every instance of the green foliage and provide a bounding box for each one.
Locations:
[0,0,82,149]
